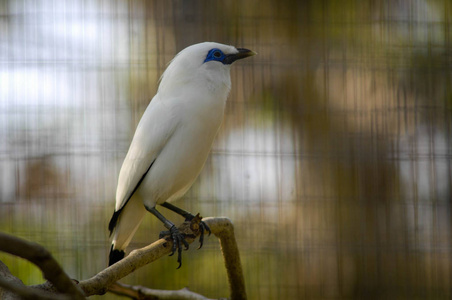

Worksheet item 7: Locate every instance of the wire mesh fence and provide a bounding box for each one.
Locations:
[0,0,451,299]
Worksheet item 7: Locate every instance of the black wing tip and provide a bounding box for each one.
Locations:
[108,209,123,235]
[109,160,154,235]
[109,245,125,266]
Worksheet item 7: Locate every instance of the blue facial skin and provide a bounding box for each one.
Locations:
[204,47,254,65]
[204,48,226,64]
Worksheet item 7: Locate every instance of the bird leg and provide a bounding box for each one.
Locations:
[161,202,211,249]
[144,205,189,269]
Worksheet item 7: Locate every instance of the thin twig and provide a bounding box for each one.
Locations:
[109,282,215,300]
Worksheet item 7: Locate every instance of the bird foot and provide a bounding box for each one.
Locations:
[159,225,189,269]
[185,213,211,249]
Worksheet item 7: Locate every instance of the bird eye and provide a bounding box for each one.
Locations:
[204,49,225,63]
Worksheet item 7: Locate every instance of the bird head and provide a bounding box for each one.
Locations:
[202,44,256,65]
[173,42,256,67]
[158,42,256,96]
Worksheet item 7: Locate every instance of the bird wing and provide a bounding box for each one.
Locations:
[115,97,178,212]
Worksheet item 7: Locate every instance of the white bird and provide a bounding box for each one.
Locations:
[108,42,255,267]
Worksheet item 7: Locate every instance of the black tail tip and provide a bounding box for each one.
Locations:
[109,246,125,266]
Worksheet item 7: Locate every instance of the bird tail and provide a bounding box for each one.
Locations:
[108,195,146,266]
[109,245,125,266]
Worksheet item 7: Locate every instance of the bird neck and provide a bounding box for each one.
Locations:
[158,66,231,101]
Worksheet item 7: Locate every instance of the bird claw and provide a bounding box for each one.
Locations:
[160,225,189,268]
[197,220,211,250]
[158,215,210,268]
[184,214,211,250]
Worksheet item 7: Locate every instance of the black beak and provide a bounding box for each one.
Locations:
[223,48,257,65]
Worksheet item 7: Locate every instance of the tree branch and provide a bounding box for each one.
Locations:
[0,260,74,300]
[0,217,247,300]
[204,218,247,300]
[0,232,85,299]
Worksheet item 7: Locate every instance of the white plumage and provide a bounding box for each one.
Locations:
[108,42,255,266]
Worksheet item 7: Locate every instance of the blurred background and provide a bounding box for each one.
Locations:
[0,0,451,299]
